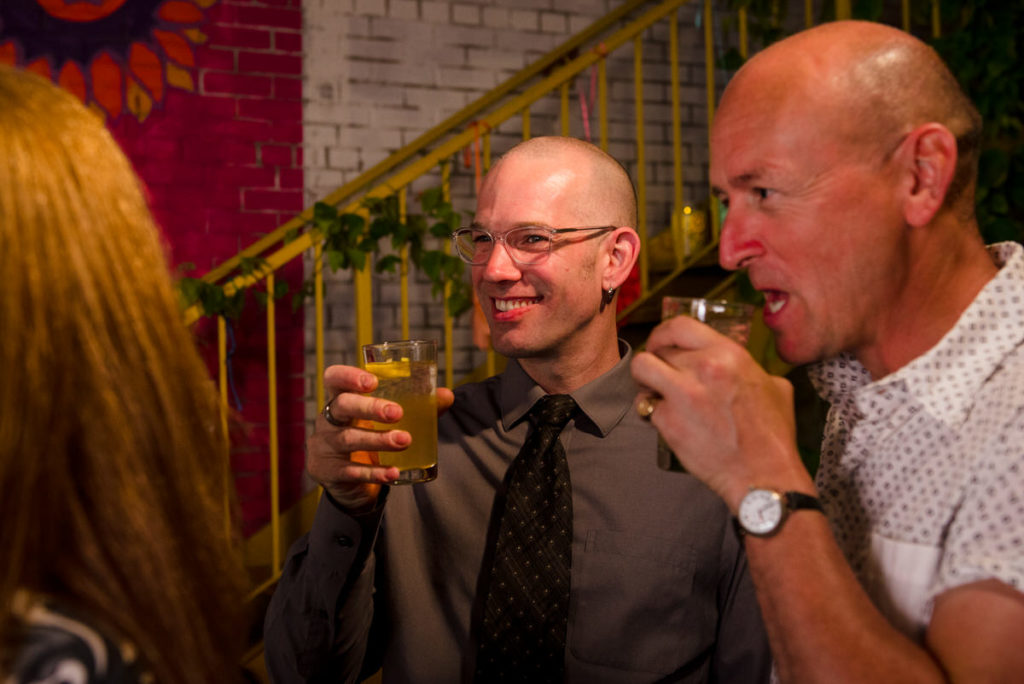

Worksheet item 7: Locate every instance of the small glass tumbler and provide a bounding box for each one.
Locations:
[656,297,755,473]
[362,339,439,484]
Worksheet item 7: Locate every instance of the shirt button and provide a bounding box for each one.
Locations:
[334,535,354,548]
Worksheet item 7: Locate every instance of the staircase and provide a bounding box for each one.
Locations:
[194,0,742,593]
[201,0,784,674]
[203,0,956,677]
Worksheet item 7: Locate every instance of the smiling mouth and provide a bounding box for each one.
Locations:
[494,297,540,312]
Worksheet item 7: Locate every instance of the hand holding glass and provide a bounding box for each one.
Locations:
[362,339,438,484]
[656,297,755,473]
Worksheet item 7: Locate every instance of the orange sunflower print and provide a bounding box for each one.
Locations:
[0,0,216,121]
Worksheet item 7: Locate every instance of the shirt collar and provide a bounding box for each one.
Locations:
[811,242,1024,427]
[808,352,873,406]
[500,339,636,437]
[897,241,1024,427]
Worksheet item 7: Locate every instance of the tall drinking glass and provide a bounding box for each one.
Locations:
[656,297,755,473]
[361,339,438,484]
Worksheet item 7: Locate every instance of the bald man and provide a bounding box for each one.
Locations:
[632,20,1024,682]
[265,137,770,683]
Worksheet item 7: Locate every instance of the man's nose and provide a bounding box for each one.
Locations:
[479,240,523,281]
[718,208,764,271]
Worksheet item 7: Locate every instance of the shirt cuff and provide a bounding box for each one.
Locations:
[307,488,388,578]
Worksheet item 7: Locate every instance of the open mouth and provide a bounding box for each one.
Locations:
[494,297,541,312]
[763,290,787,316]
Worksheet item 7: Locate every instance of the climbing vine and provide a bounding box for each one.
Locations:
[177,187,473,320]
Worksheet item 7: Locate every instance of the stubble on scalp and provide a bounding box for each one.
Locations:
[492,136,638,230]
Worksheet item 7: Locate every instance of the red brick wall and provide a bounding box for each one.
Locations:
[103,0,307,537]
[140,0,301,540]
[108,1,303,270]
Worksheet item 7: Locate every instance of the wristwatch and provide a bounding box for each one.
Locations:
[735,488,823,537]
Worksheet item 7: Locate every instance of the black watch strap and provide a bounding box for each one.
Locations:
[784,491,823,514]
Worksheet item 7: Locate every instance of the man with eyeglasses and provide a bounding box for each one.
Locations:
[264,136,770,683]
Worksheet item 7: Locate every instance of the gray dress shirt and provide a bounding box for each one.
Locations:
[265,342,770,683]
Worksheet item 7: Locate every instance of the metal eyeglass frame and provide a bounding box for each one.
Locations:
[451,225,615,265]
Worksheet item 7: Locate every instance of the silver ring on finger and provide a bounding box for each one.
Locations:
[322,397,348,428]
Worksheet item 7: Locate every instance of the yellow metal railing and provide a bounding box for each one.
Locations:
[230,0,717,597]
[190,0,657,297]
[218,0,943,600]
[703,0,719,242]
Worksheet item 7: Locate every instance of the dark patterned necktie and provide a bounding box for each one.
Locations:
[475,394,577,684]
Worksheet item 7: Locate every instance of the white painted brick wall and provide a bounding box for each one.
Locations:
[302,0,741,408]
[509,9,540,31]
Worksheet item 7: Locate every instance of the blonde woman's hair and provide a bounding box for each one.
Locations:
[0,66,247,681]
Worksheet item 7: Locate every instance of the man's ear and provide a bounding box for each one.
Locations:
[602,227,641,291]
[899,123,958,227]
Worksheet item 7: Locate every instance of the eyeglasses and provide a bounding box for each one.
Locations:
[451,225,615,265]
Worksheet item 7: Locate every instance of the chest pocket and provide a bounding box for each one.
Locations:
[865,533,942,638]
[568,529,709,675]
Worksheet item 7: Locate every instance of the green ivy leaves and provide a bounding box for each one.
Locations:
[311,192,472,318]
[932,0,1024,244]
[718,0,1024,246]
[177,262,248,319]
[177,189,474,321]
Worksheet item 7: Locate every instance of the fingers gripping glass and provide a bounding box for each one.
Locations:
[451,225,615,265]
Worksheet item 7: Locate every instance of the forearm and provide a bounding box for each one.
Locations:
[744,512,947,684]
[264,494,385,683]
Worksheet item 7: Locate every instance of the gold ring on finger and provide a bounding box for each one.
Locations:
[636,396,660,420]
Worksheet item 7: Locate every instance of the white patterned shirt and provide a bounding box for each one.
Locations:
[808,241,1024,639]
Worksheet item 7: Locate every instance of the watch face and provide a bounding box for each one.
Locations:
[739,489,784,536]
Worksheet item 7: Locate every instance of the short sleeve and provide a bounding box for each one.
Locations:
[933,437,1024,597]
